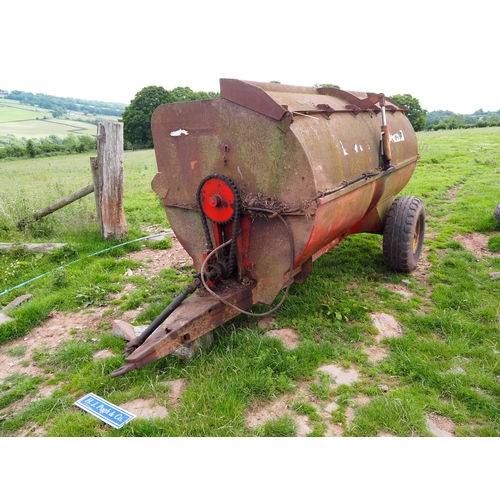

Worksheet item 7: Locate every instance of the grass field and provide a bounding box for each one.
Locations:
[0,127,499,438]
[0,99,119,139]
[0,149,160,223]
[0,101,49,122]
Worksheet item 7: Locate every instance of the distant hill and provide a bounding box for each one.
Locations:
[0,98,113,146]
[0,89,125,117]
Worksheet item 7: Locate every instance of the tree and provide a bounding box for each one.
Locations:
[487,112,500,124]
[26,139,37,158]
[390,94,427,132]
[446,115,460,130]
[313,83,340,89]
[51,106,65,118]
[170,86,196,101]
[121,85,219,149]
[77,135,97,152]
[120,86,172,148]
[62,134,79,153]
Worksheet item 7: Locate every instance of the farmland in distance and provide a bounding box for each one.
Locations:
[0,99,120,139]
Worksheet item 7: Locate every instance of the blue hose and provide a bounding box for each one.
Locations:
[0,231,174,298]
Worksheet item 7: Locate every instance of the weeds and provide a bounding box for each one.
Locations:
[7,345,27,357]
[74,285,109,308]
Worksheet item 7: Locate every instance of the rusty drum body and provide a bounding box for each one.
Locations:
[151,79,419,303]
[111,79,422,377]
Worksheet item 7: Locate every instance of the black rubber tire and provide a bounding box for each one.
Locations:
[494,204,500,223]
[383,196,425,272]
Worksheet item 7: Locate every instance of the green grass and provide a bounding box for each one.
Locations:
[0,101,50,122]
[256,414,297,437]
[0,99,119,139]
[0,127,499,437]
[0,118,98,138]
[0,150,162,239]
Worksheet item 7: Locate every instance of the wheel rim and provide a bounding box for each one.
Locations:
[413,217,421,253]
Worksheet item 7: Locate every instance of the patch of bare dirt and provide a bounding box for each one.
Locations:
[345,406,356,426]
[426,413,456,437]
[447,184,463,201]
[126,237,191,279]
[257,316,276,329]
[384,284,413,299]
[412,245,433,293]
[120,398,169,420]
[317,364,359,385]
[263,328,300,349]
[453,233,495,257]
[364,345,389,362]
[250,406,321,437]
[363,312,404,362]
[352,394,371,406]
[93,349,113,361]
[165,378,189,406]
[369,312,402,342]
[0,309,107,382]
[245,395,290,429]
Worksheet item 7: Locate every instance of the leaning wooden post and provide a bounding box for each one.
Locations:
[32,184,95,221]
[91,122,128,240]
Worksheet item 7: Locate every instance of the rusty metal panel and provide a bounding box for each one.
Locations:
[151,79,419,302]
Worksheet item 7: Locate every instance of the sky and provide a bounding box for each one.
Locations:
[2,0,498,114]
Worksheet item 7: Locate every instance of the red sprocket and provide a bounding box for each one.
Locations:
[198,176,237,223]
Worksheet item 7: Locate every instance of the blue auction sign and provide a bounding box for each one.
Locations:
[74,393,136,429]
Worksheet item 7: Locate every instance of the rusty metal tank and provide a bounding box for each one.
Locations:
[110,79,423,377]
[151,79,419,302]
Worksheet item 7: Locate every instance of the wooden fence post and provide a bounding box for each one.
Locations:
[92,122,128,240]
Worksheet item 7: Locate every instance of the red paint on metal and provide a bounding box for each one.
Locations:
[199,177,236,223]
[237,217,252,274]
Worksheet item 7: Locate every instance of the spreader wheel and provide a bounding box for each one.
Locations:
[383,196,425,272]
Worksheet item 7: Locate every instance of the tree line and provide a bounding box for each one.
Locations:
[388,95,500,131]
[425,109,500,130]
[0,134,96,160]
[2,90,125,117]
